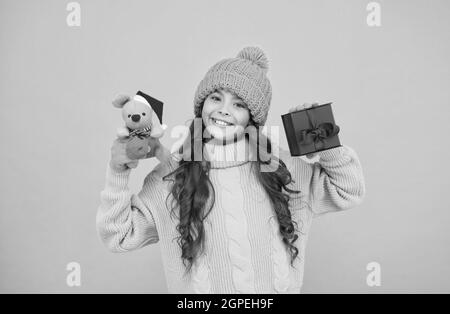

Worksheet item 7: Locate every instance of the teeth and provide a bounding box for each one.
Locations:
[212,118,232,126]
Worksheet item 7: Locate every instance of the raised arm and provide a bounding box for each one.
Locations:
[96,165,160,253]
[283,145,366,217]
[96,130,178,252]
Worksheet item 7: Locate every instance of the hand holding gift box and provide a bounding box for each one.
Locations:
[282,102,341,158]
[287,102,322,159]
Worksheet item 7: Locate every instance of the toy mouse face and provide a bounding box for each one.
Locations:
[122,100,153,130]
[112,94,165,138]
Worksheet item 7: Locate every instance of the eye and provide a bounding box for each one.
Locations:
[142,113,146,116]
[128,114,131,118]
[235,103,246,109]
[210,95,220,102]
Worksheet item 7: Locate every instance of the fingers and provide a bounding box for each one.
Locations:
[127,160,139,169]
[145,149,155,159]
[113,137,128,147]
[288,104,304,113]
[117,134,129,141]
[288,101,321,113]
[148,137,161,148]
[145,144,156,159]
[147,137,160,157]
[116,134,130,146]
[302,101,320,109]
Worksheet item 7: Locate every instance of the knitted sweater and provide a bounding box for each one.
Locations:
[96,138,366,294]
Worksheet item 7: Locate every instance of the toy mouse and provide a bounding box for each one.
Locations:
[112,90,167,168]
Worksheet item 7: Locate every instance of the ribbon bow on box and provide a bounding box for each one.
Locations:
[298,108,340,150]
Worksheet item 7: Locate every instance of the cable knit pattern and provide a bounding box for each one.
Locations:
[96,140,366,293]
[220,165,256,293]
[268,215,291,293]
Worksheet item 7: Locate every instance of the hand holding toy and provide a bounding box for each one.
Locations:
[111,91,167,170]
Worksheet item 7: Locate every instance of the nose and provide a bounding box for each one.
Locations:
[131,114,141,122]
[217,109,230,117]
[217,101,232,117]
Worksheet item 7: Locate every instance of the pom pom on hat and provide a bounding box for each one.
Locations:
[237,46,269,72]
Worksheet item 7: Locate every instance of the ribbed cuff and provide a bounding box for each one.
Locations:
[105,164,132,191]
[317,145,347,161]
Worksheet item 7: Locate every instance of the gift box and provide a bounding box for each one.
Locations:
[281,102,341,156]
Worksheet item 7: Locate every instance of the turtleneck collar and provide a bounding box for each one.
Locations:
[204,135,254,169]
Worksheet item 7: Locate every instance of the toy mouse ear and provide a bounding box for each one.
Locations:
[112,94,131,108]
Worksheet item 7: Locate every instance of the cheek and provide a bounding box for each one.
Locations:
[202,101,213,114]
[234,109,250,127]
[201,101,214,120]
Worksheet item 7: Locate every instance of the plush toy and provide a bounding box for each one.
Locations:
[112,90,167,168]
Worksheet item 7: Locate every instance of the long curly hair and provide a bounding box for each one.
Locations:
[162,110,303,276]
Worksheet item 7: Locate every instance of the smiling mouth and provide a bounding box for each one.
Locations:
[210,117,234,127]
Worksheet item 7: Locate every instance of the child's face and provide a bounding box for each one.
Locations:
[202,88,250,142]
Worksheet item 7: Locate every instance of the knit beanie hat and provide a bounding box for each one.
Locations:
[193,46,272,126]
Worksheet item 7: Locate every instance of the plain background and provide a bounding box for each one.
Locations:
[1,0,449,293]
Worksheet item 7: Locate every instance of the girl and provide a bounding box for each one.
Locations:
[97,47,366,294]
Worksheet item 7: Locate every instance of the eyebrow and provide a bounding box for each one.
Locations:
[214,89,242,101]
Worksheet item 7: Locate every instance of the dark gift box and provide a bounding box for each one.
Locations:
[281,102,341,156]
